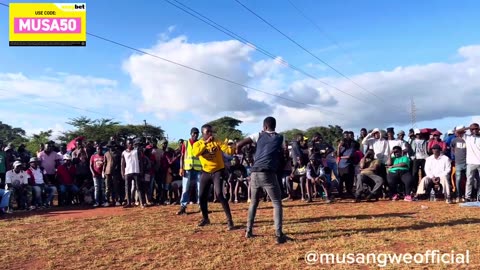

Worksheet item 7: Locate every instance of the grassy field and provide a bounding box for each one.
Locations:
[1,199,479,270]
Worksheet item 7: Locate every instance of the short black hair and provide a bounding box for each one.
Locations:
[392,146,402,152]
[361,128,367,132]
[295,133,304,141]
[263,116,276,130]
[201,124,212,133]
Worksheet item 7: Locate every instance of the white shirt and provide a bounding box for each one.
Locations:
[122,149,140,174]
[388,139,406,151]
[424,154,451,178]
[29,167,45,185]
[413,139,429,159]
[362,135,390,164]
[464,134,480,165]
[5,170,29,188]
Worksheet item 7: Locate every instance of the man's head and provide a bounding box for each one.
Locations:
[13,161,22,172]
[408,128,415,138]
[29,157,39,169]
[348,131,355,140]
[456,125,466,137]
[263,116,276,131]
[414,128,421,139]
[343,131,349,139]
[392,146,402,158]
[63,154,72,164]
[232,155,240,165]
[309,153,320,165]
[44,143,52,153]
[432,130,442,141]
[18,144,25,151]
[365,149,375,159]
[432,144,441,156]
[470,123,479,136]
[397,130,405,140]
[372,128,381,139]
[75,139,83,149]
[96,144,103,154]
[387,127,395,139]
[201,124,213,140]
[190,127,200,140]
[126,139,134,150]
[360,128,367,138]
[295,133,304,143]
[60,143,67,153]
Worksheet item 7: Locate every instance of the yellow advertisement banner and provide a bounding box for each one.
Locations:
[9,3,86,46]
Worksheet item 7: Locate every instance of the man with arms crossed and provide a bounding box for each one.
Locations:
[236,117,290,244]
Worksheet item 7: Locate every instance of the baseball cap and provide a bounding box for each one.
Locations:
[447,130,454,135]
[29,157,39,163]
[456,125,465,130]
[414,128,421,134]
[13,161,22,168]
[228,139,234,144]
[397,130,405,135]
[372,128,380,133]
[432,130,442,136]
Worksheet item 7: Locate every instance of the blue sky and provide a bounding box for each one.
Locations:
[1,0,480,141]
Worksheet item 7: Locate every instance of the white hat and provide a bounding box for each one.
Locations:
[414,128,421,134]
[447,130,454,135]
[227,139,234,144]
[456,125,465,130]
[372,128,380,133]
[63,154,72,160]
[13,161,22,168]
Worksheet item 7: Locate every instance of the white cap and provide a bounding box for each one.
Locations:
[456,125,465,130]
[447,130,454,135]
[13,161,22,168]
[372,128,380,133]
[414,128,421,134]
[63,154,72,160]
[227,139,234,144]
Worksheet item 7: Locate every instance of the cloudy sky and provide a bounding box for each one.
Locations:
[1,0,480,141]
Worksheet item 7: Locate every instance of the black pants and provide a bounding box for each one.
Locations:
[106,173,124,203]
[199,170,232,222]
[286,175,306,199]
[355,173,384,198]
[387,170,414,196]
[338,165,354,196]
[412,159,425,190]
[125,174,146,206]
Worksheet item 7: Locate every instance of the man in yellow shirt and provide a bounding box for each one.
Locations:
[192,124,234,230]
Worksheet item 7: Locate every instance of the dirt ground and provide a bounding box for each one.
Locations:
[1,199,479,269]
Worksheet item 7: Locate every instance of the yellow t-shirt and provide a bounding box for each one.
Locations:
[192,139,230,173]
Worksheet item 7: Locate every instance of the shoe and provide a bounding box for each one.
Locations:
[177,206,187,215]
[141,204,147,209]
[93,203,99,207]
[446,197,453,204]
[102,202,110,207]
[465,197,472,202]
[282,197,293,202]
[115,202,121,206]
[455,197,461,203]
[392,194,399,201]
[247,199,252,203]
[234,200,239,204]
[245,230,253,238]
[28,206,36,211]
[227,220,234,231]
[276,234,289,244]
[6,209,13,214]
[198,219,211,227]
[325,199,332,204]
[404,195,413,202]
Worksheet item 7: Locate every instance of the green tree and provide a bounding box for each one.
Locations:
[25,130,53,155]
[206,116,244,141]
[281,125,344,146]
[0,121,27,145]
[281,128,305,142]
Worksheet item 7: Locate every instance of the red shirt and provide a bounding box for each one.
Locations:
[57,164,76,185]
[90,154,105,177]
[427,140,447,153]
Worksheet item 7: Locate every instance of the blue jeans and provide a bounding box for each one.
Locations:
[180,170,201,207]
[455,163,466,198]
[327,160,339,181]
[0,189,11,209]
[32,184,57,206]
[93,176,105,204]
[60,184,80,195]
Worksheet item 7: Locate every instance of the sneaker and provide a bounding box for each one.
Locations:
[28,206,36,211]
[115,202,121,207]
[177,206,187,215]
[6,208,13,214]
[325,199,332,204]
[198,219,211,227]
[245,230,253,238]
[227,220,235,231]
[102,202,110,207]
[446,197,453,204]
[392,194,399,201]
[141,204,147,209]
[276,234,289,244]
[465,197,472,202]
[404,195,413,202]
[247,199,252,203]
[93,203,100,208]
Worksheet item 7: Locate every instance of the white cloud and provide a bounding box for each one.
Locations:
[123,110,135,124]
[123,36,272,119]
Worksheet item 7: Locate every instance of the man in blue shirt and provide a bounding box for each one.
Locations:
[236,116,291,244]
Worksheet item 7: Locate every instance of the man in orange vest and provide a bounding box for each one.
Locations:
[177,127,202,215]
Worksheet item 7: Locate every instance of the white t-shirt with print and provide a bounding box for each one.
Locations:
[5,170,29,188]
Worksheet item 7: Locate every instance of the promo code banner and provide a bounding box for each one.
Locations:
[9,3,86,46]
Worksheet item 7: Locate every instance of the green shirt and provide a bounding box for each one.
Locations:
[0,151,5,173]
[388,155,410,173]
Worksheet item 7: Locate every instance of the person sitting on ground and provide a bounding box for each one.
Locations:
[286,154,308,201]
[306,153,332,203]
[228,156,248,203]
[57,154,79,206]
[386,146,414,201]
[26,157,56,208]
[355,149,383,202]
[415,144,452,204]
